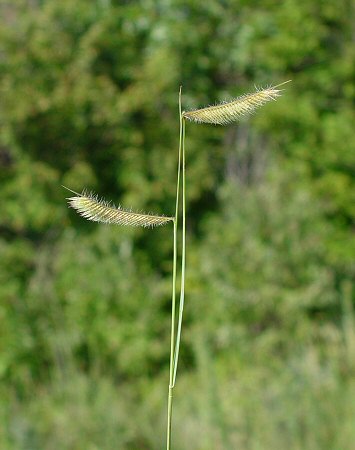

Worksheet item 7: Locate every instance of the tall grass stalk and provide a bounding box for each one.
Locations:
[65,81,288,449]
[166,87,183,450]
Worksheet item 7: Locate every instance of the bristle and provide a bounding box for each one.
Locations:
[182,82,289,125]
[65,188,173,228]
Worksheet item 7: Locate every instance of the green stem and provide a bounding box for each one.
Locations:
[172,117,186,387]
[166,221,177,450]
[167,87,183,450]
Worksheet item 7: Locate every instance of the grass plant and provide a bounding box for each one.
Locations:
[65,81,288,449]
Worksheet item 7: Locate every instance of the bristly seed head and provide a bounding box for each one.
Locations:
[63,187,173,228]
[182,81,291,125]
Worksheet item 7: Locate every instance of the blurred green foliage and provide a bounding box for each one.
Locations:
[0,0,355,448]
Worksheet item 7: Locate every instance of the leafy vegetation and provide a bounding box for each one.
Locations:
[0,0,354,449]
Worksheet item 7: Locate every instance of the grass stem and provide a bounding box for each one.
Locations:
[166,87,183,450]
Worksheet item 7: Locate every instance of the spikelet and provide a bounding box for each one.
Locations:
[64,187,173,228]
[182,81,291,125]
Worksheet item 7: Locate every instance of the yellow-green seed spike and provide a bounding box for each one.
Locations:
[64,187,173,228]
[182,81,291,125]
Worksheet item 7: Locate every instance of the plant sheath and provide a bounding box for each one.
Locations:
[172,116,186,387]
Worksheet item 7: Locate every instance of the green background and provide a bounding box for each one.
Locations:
[1,0,355,448]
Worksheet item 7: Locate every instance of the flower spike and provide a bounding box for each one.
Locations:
[63,186,173,228]
[182,81,291,125]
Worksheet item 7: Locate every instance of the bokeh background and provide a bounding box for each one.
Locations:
[1,1,355,449]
